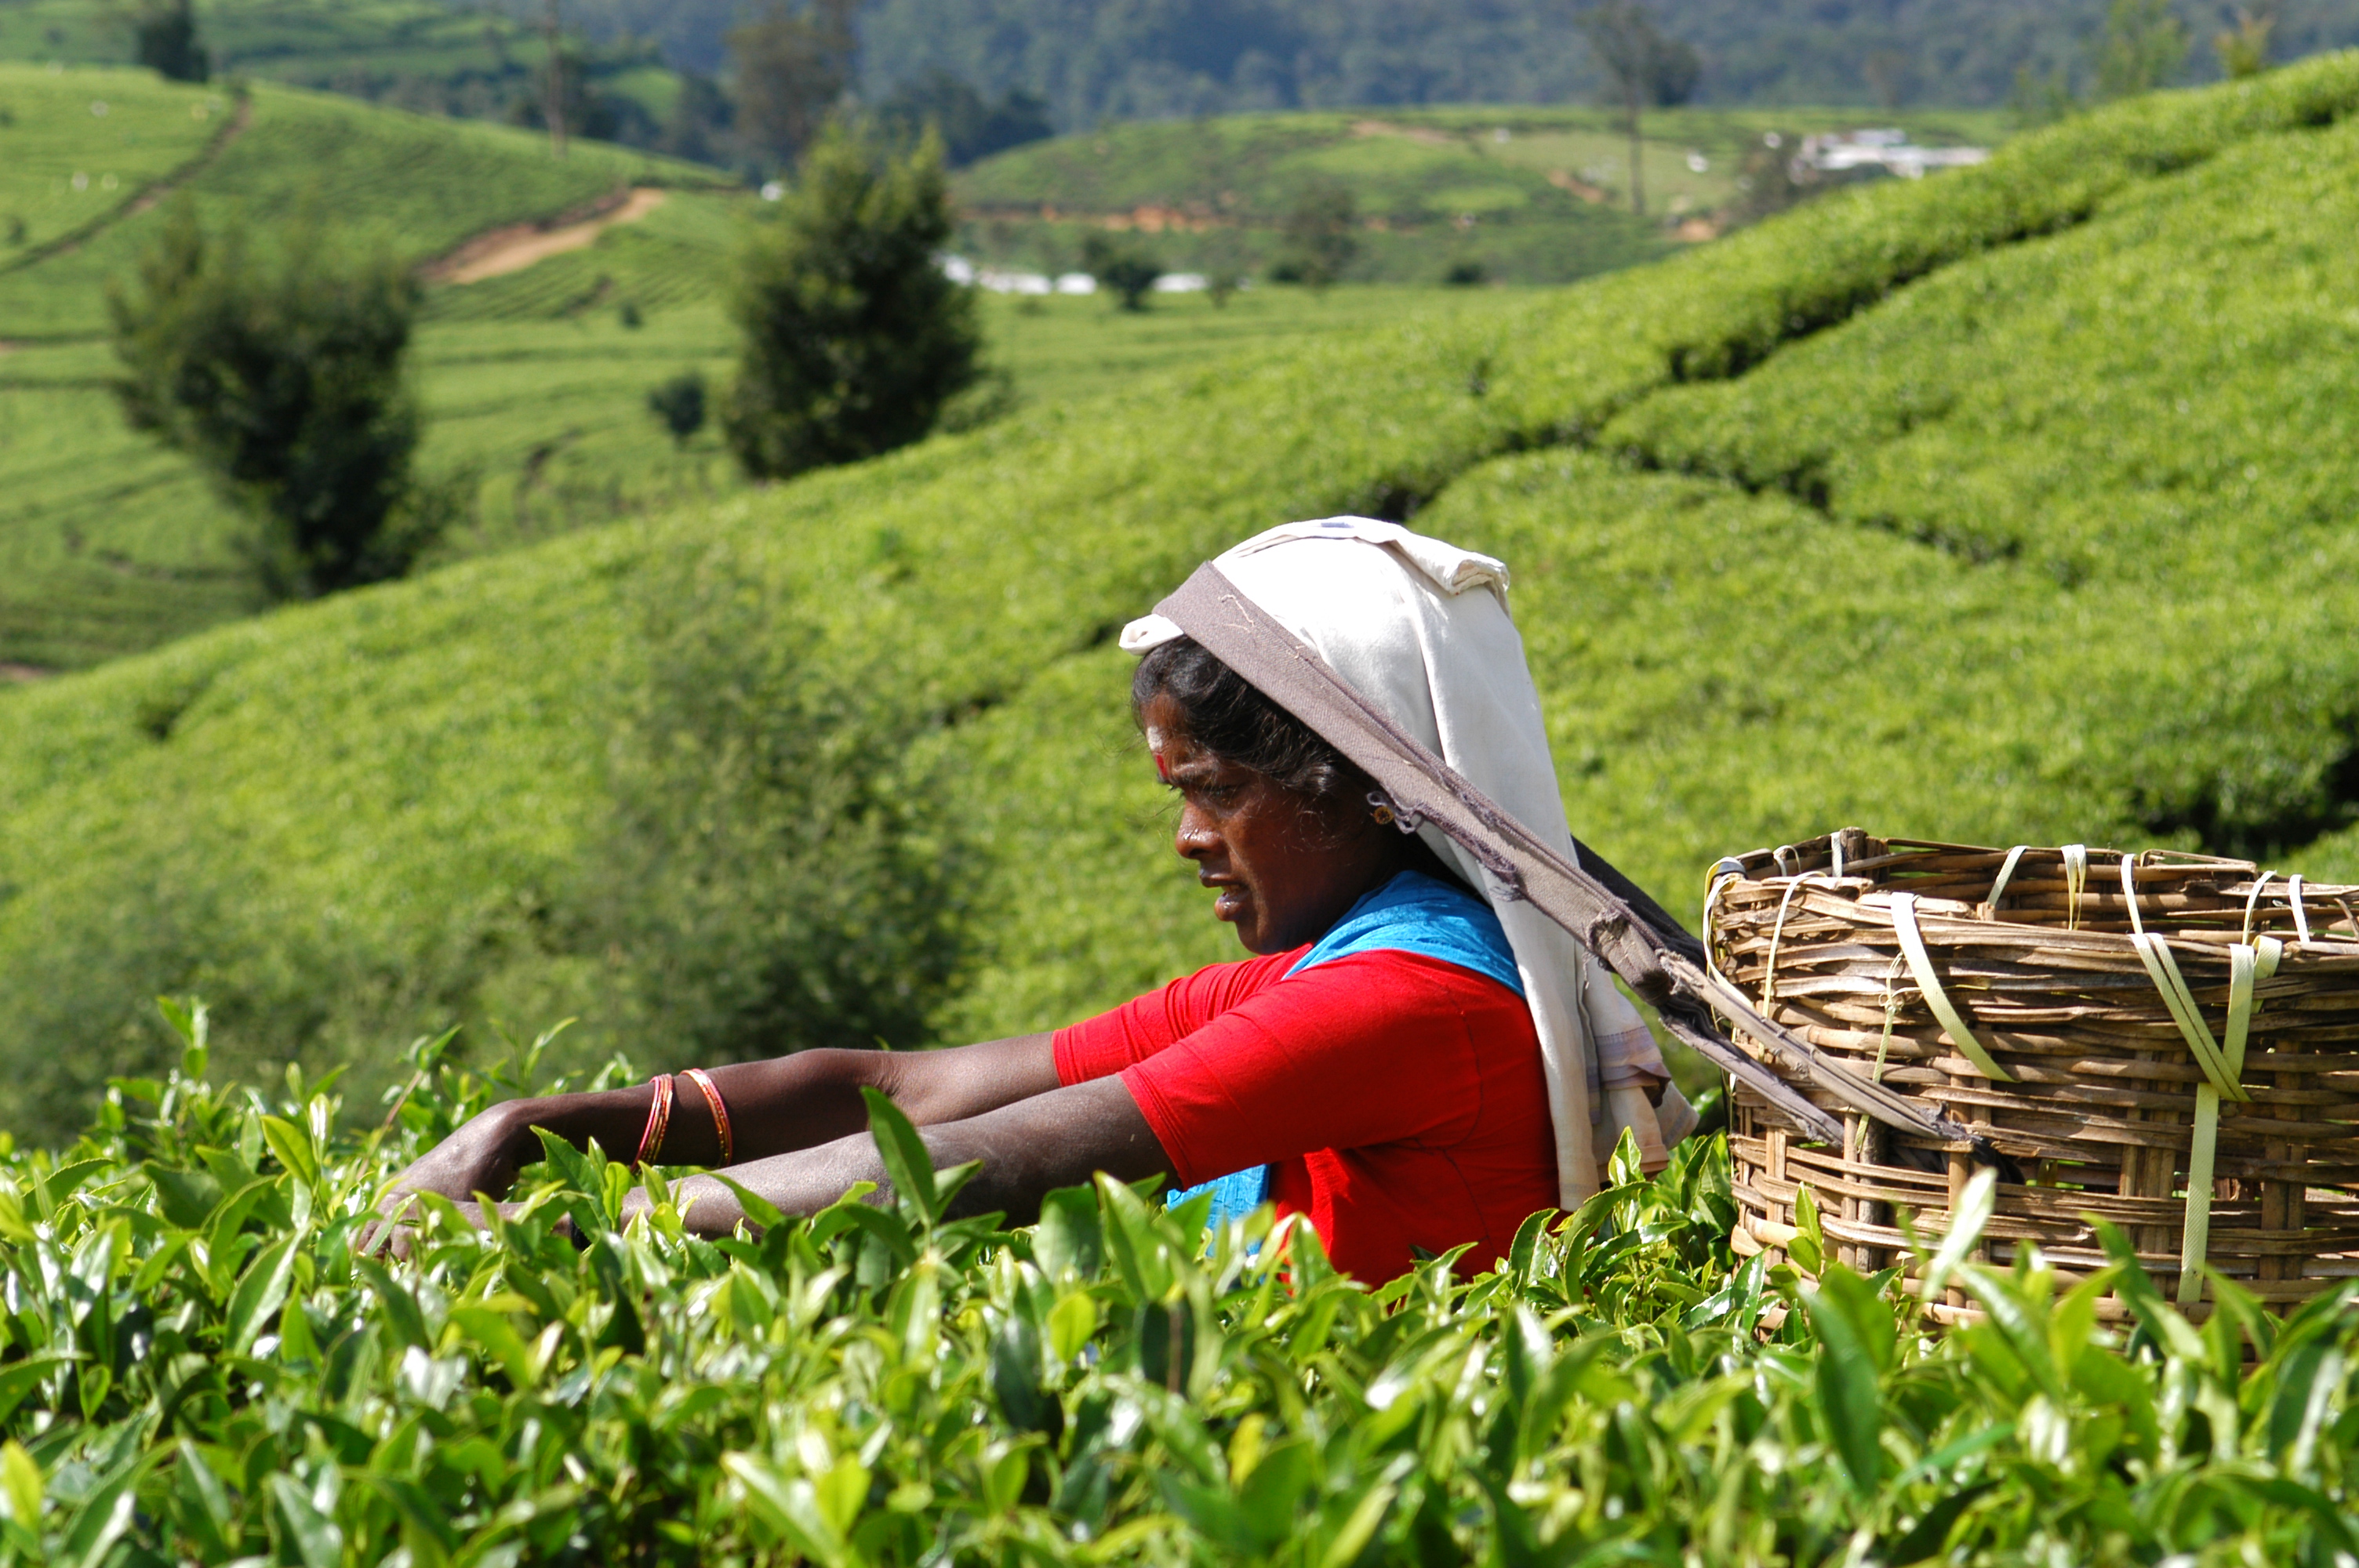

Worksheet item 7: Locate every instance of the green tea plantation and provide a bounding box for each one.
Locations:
[5,56,2357,1122]
[0,62,1546,674]
[947,103,2004,285]
[0,63,732,671]
[2,54,2359,1566]
[0,1008,2352,1564]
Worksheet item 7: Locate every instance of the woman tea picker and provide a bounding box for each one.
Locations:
[384,520,1697,1279]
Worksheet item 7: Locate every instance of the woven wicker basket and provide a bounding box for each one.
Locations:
[1704,829,2359,1320]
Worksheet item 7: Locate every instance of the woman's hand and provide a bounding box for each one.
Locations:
[380,1102,532,1213]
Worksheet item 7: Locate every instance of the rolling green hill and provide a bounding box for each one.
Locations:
[0,0,525,81]
[947,103,2006,285]
[0,63,735,672]
[4,58,2358,1131]
[0,0,684,140]
[0,63,1562,676]
[0,66,703,339]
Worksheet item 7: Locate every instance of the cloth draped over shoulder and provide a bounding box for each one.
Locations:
[1122,517,1697,1207]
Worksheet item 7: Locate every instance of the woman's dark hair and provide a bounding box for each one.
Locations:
[1132,636,1361,800]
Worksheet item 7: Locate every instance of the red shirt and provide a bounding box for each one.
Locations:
[1053,946,1555,1282]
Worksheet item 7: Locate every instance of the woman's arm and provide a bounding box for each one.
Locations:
[383,1033,1063,1208]
[631,1075,1171,1234]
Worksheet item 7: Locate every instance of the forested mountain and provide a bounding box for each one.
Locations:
[17,1,2359,151]
[542,0,2359,123]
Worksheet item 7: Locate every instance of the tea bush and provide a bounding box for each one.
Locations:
[1587,111,2359,864]
[110,202,434,601]
[0,1007,2354,1564]
[583,544,972,1064]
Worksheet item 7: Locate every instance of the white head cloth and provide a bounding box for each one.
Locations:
[1124,517,1696,1206]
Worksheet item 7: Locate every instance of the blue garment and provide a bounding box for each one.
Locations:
[1284,868,1525,996]
[1165,869,1523,1225]
[1171,1164,1274,1232]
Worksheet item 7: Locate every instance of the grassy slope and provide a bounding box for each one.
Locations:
[0,65,226,256]
[0,66,1550,673]
[0,72,700,340]
[0,60,1561,672]
[3,61,2358,1127]
[949,103,2008,285]
[0,66,722,670]
[0,0,549,94]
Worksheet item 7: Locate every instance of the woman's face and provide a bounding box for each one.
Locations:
[1143,694,1398,954]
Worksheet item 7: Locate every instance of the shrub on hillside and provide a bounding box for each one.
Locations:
[1727,129,1812,227]
[586,546,969,1062]
[133,0,209,85]
[647,368,708,446]
[109,203,438,600]
[1268,183,1359,289]
[2216,5,2276,78]
[721,122,983,479]
[1080,230,1160,311]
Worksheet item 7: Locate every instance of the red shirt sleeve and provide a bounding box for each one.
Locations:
[1102,949,1513,1190]
[1053,946,1304,1084]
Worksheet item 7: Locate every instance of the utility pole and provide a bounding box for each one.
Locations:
[543,0,569,158]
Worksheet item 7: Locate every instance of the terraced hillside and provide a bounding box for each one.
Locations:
[0,64,1553,674]
[949,103,2005,285]
[0,0,522,79]
[0,64,734,671]
[2,60,2357,1130]
[0,0,683,133]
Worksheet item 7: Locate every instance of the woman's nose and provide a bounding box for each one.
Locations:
[1174,811,1217,860]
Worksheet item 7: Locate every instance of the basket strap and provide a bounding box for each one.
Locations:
[1155,562,1857,1145]
[1702,862,1743,993]
[1761,873,1834,1009]
[2176,937,2281,1305]
[2121,848,2249,1102]
[1891,893,2014,1082]
[2130,934,2249,1105]
[2242,870,2277,942]
[2292,874,2312,944]
[1984,844,2030,915]
[2063,844,2089,931]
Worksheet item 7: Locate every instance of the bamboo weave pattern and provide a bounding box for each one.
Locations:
[1706,829,2359,1320]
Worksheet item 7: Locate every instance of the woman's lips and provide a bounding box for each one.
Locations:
[1201,874,1248,921]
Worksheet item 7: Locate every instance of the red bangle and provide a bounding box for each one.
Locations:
[634,1073,674,1167]
[683,1068,733,1165]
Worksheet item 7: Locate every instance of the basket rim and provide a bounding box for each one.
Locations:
[1708,829,2359,959]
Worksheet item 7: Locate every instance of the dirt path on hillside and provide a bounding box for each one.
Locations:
[422,187,669,285]
[1,663,53,684]
[1350,118,1459,147]
[0,94,254,276]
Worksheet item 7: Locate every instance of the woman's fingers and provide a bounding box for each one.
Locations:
[354,1218,416,1260]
